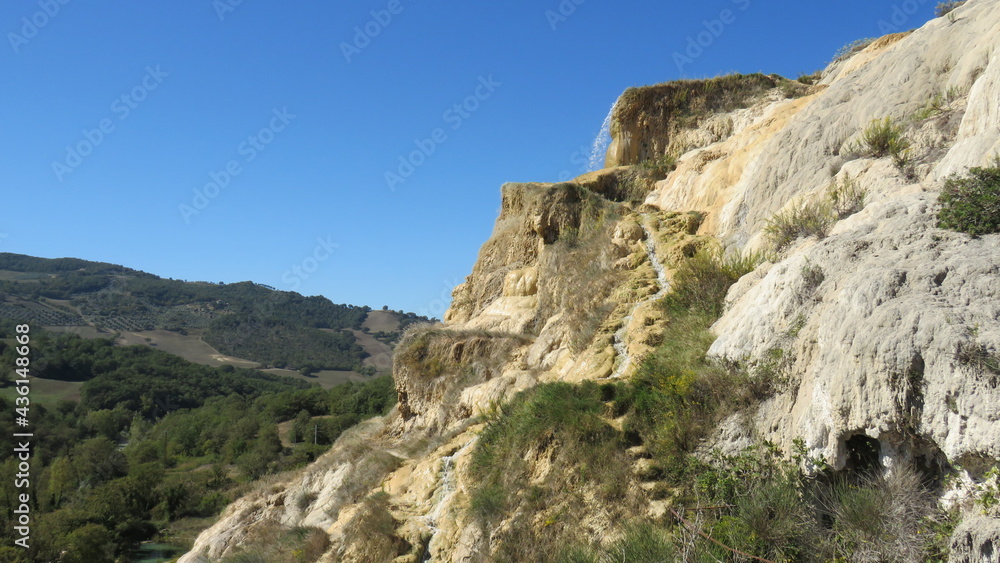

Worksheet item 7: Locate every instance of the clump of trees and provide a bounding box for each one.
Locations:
[0,329,396,562]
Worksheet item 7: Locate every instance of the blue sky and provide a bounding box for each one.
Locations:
[1,1,938,317]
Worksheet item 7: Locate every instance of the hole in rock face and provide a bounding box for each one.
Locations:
[981,539,994,561]
[844,434,882,476]
[623,430,643,448]
[911,437,950,489]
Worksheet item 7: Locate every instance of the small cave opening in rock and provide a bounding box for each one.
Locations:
[911,439,950,489]
[844,434,882,476]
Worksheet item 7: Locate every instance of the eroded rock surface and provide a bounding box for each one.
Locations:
[182,2,1000,560]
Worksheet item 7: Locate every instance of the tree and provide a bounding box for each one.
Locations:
[71,437,127,487]
[292,410,312,444]
[238,424,283,480]
[61,523,114,563]
[83,407,130,441]
[44,456,78,509]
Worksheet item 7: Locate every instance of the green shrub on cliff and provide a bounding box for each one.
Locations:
[765,176,867,252]
[936,1,967,17]
[847,117,911,168]
[469,381,638,559]
[831,37,876,64]
[937,161,1000,236]
[765,201,835,251]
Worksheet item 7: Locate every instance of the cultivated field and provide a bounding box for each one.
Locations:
[45,325,111,339]
[350,329,393,371]
[0,377,83,405]
[262,368,367,389]
[116,330,260,368]
[361,310,401,332]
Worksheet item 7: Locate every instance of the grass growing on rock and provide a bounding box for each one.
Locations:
[611,73,782,165]
[845,117,911,169]
[618,247,770,477]
[936,1,967,17]
[765,176,867,252]
[467,247,768,558]
[467,238,953,560]
[469,381,639,560]
[218,523,330,563]
[614,73,780,129]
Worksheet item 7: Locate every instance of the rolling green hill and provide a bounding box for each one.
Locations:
[0,253,430,375]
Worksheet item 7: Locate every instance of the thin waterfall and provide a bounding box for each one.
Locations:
[610,222,670,379]
[422,437,478,561]
[588,102,617,172]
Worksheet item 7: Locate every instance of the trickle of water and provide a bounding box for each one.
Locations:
[610,222,670,379]
[422,437,478,561]
[588,102,617,172]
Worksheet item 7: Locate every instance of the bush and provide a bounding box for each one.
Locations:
[604,523,676,561]
[765,176,867,251]
[832,38,876,64]
[936,1,966,17]
[662,246,764,318]
[764,201,834,251]
[937,162,1000,236]
[471,382,623,486]
[797,71,821,85]
[779,79,809,99]
[470,483,508,523]
[621,249,769,473]
[822,468,934,562]
[955,341,1000,376]
[343,493,404,562]
[638,154,677,180]
[828,175,867,219]
[219,524,330,563]
[469,382,637,557]
[849,117,911,167]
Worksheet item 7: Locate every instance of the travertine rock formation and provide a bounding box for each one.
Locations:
[181,1,1000,560]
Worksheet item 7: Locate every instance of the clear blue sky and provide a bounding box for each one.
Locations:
[2,1,937,318]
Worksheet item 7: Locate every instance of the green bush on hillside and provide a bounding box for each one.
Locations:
[832,38,876,64]
[936,1,967,17]
[765,202,834,253]
[847,117,911,168]
[468,381,637,559]
[765,176,867,252]
[661,246,764,319]
[937,162,1000,236]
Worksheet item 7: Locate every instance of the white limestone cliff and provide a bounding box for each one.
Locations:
[181,2,1000,560]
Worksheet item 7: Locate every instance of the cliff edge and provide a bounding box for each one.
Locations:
[181,2,1000,560]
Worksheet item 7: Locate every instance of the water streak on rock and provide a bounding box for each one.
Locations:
[611,221,669,378]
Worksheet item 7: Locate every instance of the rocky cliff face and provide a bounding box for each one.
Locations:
[181,2,1000,560]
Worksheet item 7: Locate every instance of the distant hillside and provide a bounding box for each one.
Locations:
[0,253,430,374]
